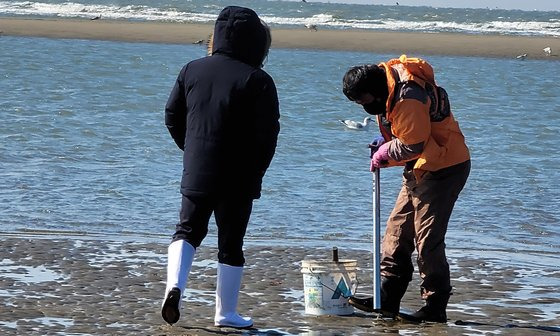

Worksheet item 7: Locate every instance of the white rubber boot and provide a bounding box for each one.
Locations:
[161,240,195,325]
[214,263,253,328]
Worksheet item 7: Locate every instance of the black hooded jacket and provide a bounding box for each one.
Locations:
[165,6,280,199]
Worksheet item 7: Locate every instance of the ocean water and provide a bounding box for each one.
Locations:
[0,0,559,36]
[1,33,559,262]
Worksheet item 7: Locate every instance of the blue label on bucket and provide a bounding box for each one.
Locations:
[331,278,351,299]
[301,261,357,315]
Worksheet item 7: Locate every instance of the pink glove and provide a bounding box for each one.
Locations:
[370,142,390,171]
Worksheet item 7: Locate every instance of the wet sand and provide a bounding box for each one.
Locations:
[1,17,559,60]
[0,237,558,335]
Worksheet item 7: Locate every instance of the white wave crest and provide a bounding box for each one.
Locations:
[0,1,558,37]
[0,1,217,22]
[307,17,560,37]
[262,13,336,26]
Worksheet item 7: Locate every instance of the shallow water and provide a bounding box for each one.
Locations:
[1,36,559,266]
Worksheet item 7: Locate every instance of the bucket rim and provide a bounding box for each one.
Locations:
[301,259,357,265]
[301,259,358,273]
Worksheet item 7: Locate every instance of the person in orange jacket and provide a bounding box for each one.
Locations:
[342,55,470,322]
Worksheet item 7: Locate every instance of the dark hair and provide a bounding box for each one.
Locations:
[342,64,387,101]
[260,20,272,67]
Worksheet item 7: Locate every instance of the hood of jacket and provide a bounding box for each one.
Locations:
[212,6,270,68]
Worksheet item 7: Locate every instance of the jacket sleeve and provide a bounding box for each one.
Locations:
[251,72,280,176]
[386,98,430,164]
[164,66,188,150]
[387,139,424,162]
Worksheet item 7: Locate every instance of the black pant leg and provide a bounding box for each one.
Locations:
[172,195,214,248]
[214,197,253,266]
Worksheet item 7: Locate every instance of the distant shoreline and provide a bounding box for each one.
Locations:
[1,17,559,60]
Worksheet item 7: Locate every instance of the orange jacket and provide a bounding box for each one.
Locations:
[378,55,470,181]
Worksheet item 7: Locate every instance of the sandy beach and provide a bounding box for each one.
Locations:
[1,17,559,60]
[0,236,558,335]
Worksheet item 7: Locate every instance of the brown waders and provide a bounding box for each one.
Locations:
[380,160,470,322]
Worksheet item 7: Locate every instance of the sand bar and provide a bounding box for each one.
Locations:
[0,236,558,335]
[1,17,559,60]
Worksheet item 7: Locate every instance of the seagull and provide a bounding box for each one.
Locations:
[91,15,101,20]
[305,24,318,31]
[193,39,204,44]
[516,53,527,60]
[339,117,374,130]
[543,46,552,55]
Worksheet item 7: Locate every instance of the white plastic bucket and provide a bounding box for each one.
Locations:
[301,259,358,315]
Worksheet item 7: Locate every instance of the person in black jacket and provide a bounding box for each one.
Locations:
[161,6,279,328]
